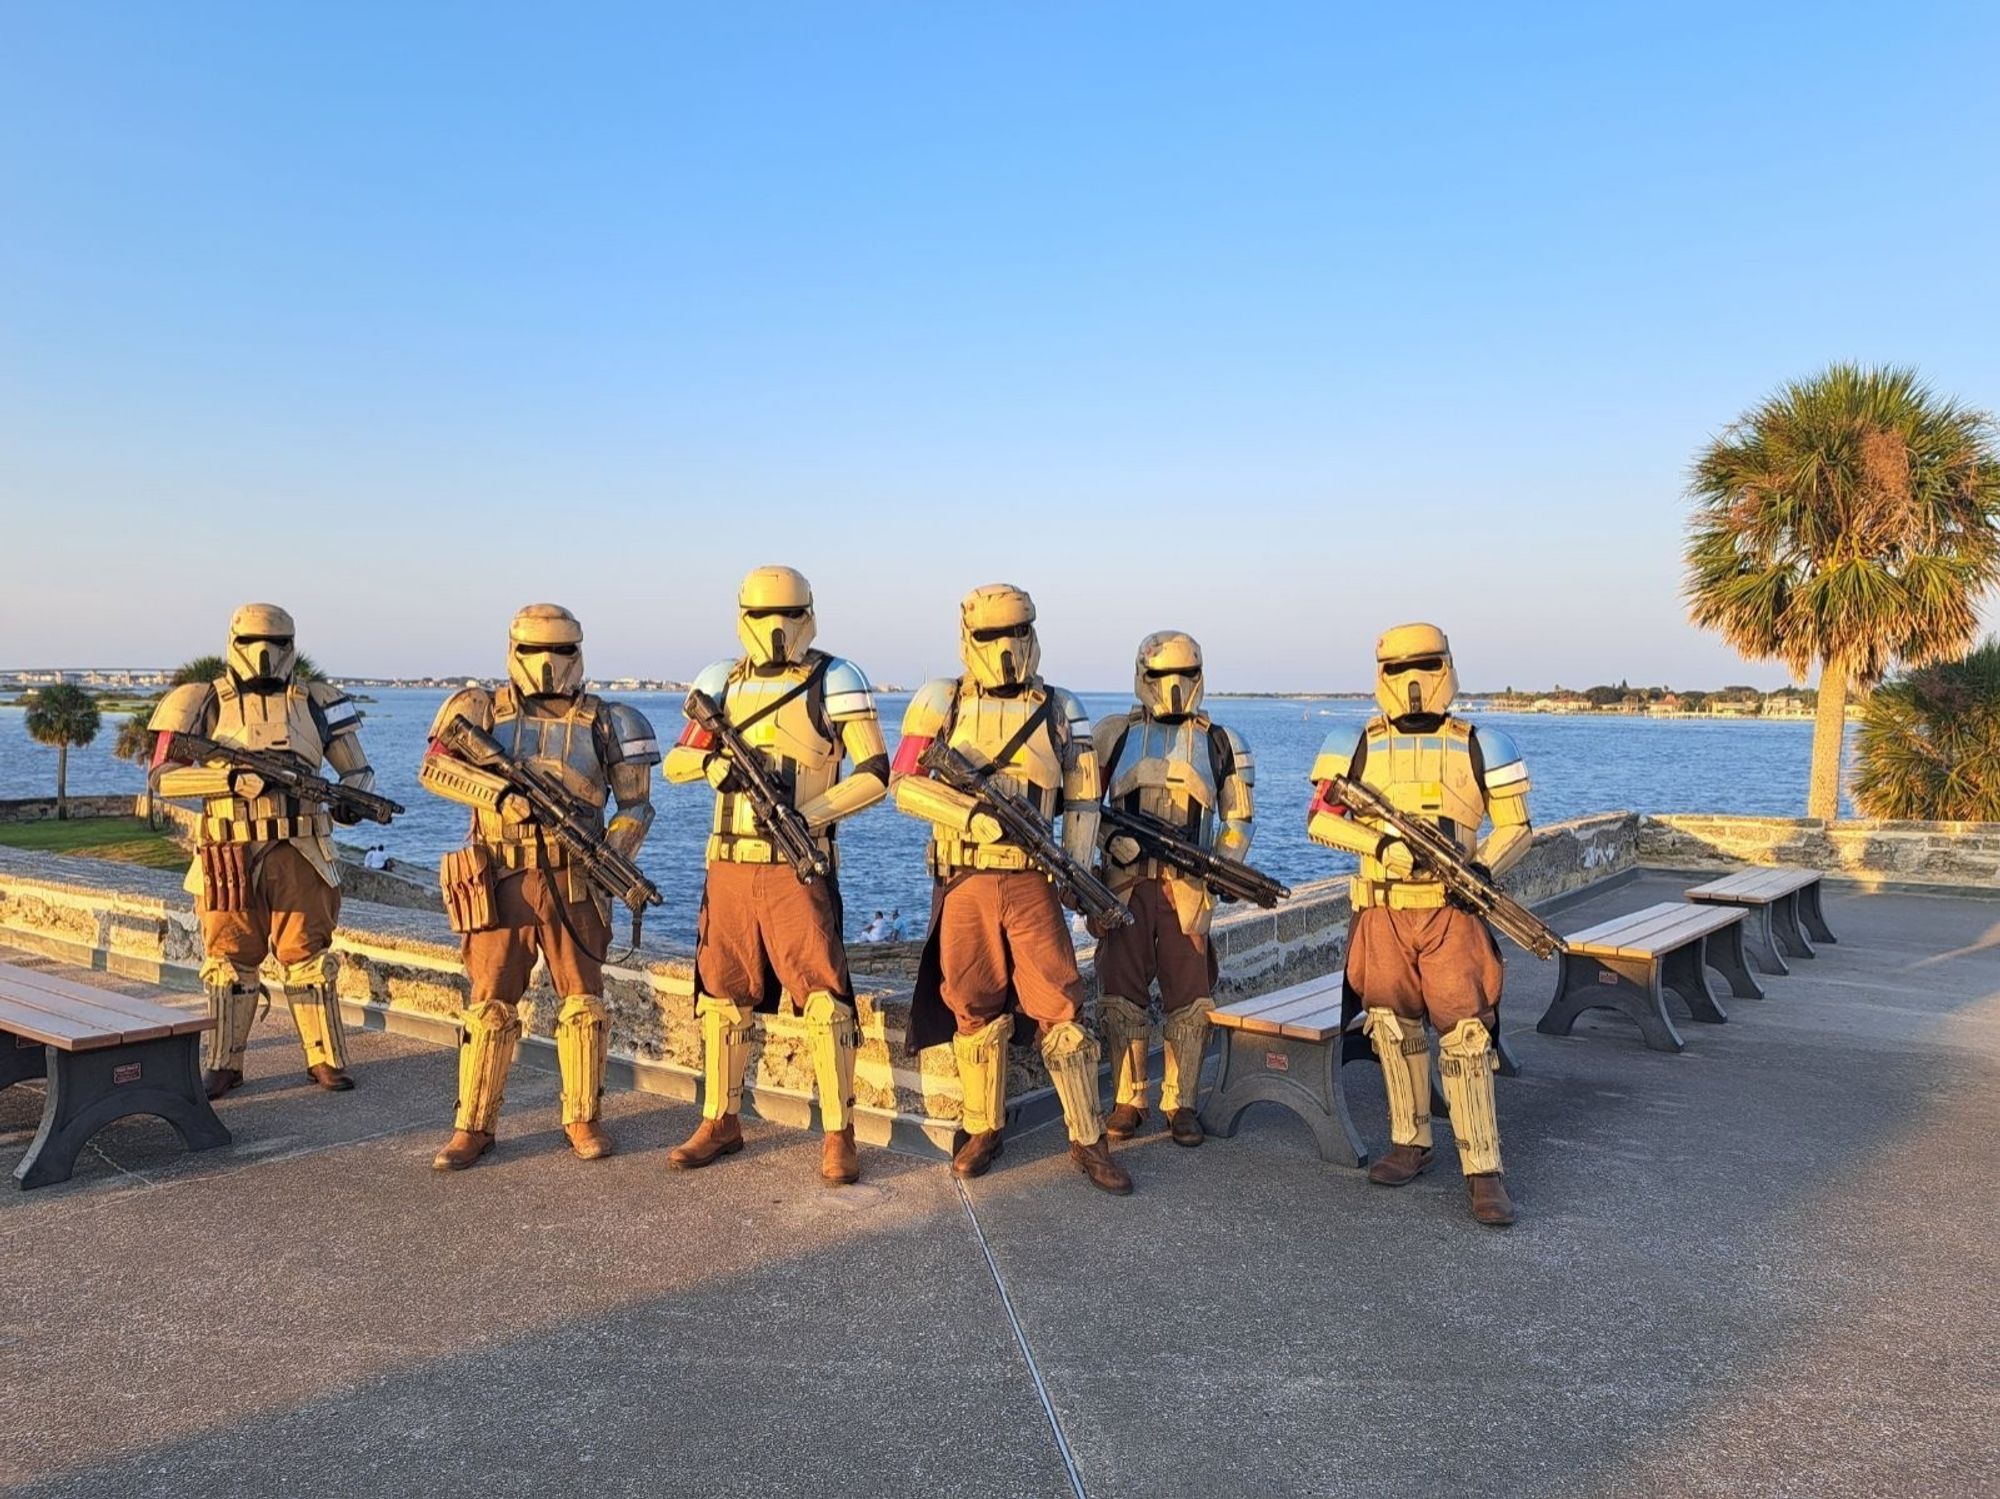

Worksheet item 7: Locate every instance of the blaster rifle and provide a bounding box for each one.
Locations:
[437,717,663,944]
[683,689,832,883]
[917,739,1132,929]
[1326,773,1565,960]
[163,733,403,826]
[1099,803,1291,909]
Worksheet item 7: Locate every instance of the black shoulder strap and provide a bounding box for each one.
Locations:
[731,654,832,736]
[1206,720,1234,785]
[1349,727,1372,782]
[972,695,1054,784]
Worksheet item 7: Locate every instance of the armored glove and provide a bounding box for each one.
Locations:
[967,811,1003,844]
[1106,834,1142,866]
[704,754,744,793]
[1376,837,1416,881]
[498,791,537,827]
[229,770,267,800]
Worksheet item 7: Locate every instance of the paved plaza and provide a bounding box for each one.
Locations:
[2,871,1996,1497]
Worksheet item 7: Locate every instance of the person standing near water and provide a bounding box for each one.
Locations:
[1091,631,1256,1148]
[661,567,889,1186]
[1306,623,1533,1227]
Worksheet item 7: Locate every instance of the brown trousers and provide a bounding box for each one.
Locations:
[199,842,341,970]
[695,860,852,1006]
[1344,905,1503,1029]
[463,868,610,1006]
[938,871,1084,1036]
[1093,876,1218,1012]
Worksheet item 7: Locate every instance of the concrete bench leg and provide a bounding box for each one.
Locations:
[1662,941,1729,1024]
[14,1035,232,1190]
[1799,882,1837,945]
[1201,1030,1368,1169]
[1772,893,1817,961]
[1738,904,1790,976]
[1704,923,1763,1001]
[1538,953,1684,1053]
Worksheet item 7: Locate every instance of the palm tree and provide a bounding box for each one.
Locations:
[24,684,102,820]
[114,712,157,822]
[1852,639,2000,821]
[1685,365,2000,819]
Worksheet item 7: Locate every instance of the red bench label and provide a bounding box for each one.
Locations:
[112,1063,142,1085]
[1264,1052,1289,1072]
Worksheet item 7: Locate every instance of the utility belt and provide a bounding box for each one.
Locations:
[706,832,832,868]
[1351,877,1450,912]
[929,840,1037,877]
[203,811,331,845]
[491,837,571,871]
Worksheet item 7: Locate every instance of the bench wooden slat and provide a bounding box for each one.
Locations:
[0,962,207,1049]
[1686,867,1820,904]
[1214,975,1343,1022]
[1565,901,1744,959]
[1211,979,1346,1041]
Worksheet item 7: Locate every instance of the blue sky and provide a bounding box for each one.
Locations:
[3,3,1996,691]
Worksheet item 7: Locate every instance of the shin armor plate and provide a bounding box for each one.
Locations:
[455,999,521,1134]
[1040,1020,1106,1146]
[1436,1017,1502,1175]
[951,1014,1013,1135]
[696,994,756,1121]
[1160,997,1214,1114]
[1363,1008,1434,1149]
[203,975,260,1073]
[1097,994,1151,1109]
[287,984,349,1072]
[803,991,858,1133]
[555,994,609,1126]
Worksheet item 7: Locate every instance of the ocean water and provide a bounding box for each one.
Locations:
[0,690,1839,942]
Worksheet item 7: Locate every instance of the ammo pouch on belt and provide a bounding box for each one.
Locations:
[200,842,253,913]
[441,846,501,934]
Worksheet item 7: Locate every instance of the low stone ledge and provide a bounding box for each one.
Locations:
[1637,814,2000,892]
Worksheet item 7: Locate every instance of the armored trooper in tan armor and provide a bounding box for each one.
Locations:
[660,566,889,1186]
[1092,631,1254,1148]
[1307,623,1532,1226]
[893,584,1131,1195]
[150,604,376,1097]
[419,605,659,1170]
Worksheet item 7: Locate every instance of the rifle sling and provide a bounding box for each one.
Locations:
[969,698,1053,787]
[724,655,832,738]
[531,824,614,966]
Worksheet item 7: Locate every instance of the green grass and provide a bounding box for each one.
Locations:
[0,816,189,870]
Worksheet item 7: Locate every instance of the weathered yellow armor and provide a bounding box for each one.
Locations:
[1094,708,1254,935]
[662,653,888,865]
[150,674,372,896]
[896,676,1099,876]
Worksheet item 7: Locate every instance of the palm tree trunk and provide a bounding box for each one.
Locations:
[1807,657,1851,821]
[56,742,69,821]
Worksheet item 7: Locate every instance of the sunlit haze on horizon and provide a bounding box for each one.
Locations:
[4,4,1997,691]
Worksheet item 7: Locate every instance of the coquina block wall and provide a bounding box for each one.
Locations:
[0,813,1638,1152]
[1639,814,2000,892]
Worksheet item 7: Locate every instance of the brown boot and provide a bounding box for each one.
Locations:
[821,1125,859,1186]
[1167,1108,1204,1148]
[1105,1102,1145,1140]
[203,1068,243,1100]
[433,1129,493,1171]
[1468,1173,1516,1227]
[668,1115,743,1170]
[951,1129,1004,1178]
[1070,1136,1134,1195]
[566,1120,614,1161]
[308,1063,355,1092]
[1367,1143,1434,1187]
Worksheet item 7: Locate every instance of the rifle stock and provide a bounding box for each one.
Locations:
[1099,804,1290,909]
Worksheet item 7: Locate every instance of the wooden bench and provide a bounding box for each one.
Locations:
[1199,976,1522,1169]
[1537,902,1763,1054]
[1685,867,1837,976]
[0,961,230,1188]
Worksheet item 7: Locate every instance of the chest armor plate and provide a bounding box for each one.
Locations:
[947,688,1064,816]
[715,666,840,839]
[1358,724,1485,852]
[1108,717,1216,840]
[492,695,607,809]
[208,683,325,823]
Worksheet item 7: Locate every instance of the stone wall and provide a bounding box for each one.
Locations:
[0,812,1641,1153]
[0,794,150,824]
[1638,814,2000,893]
